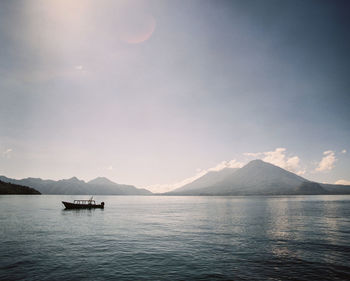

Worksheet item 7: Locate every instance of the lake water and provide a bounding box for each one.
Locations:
[1,195,350,280]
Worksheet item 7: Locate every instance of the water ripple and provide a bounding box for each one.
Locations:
[0,195,350,280]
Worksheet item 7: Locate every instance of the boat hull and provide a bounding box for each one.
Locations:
[62,201,104,209]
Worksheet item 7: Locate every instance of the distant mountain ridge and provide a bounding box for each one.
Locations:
[167,160,350,195]
[0,176,152,195]
[0,180,41,195]
[2,160,349,196]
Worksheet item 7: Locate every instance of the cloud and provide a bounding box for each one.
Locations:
[145,159,244,193]
[342,149,347,154]
[244,147,302,174]
[107,165,113,170]
[315,150,336,172]
[2,148,13,158]
[207,159,244,172]
[335,179,350,185]
[296,170,306,176]
[75,65,83,71]
[244,152,261,157]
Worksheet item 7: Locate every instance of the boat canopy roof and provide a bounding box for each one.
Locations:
[73,200,96,204]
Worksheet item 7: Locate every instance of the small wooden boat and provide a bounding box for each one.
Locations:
[62,197,105,209]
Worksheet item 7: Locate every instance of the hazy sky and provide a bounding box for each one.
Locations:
[1,0,349,192]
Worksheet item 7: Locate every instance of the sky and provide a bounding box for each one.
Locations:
[0,0,349,193]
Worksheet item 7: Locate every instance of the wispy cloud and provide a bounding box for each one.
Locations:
[207,159,244,172]
[342,149,347,154]
[335,179,350,185]
[107,165,113,171]
[2,148,13,158]
[315,150,336,172]
[244,147,303,174]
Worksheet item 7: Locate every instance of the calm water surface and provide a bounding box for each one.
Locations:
[1,195,350,280]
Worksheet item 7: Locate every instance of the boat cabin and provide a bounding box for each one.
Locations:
[74,199,96,205]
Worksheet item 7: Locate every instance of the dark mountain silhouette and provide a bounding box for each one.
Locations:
[320,183,350,194]
[0,180,41,194]
[167,160,350,195]
[0,176,151,195]
[295,182,325,195]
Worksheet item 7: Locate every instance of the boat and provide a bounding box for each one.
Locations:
[62,197,105,209]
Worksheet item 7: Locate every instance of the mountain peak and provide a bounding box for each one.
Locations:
[169,158,309,195]
[244,159,289,171]
[63,176,85,183]
[55,177,85,184]
[246,159,268,166]
[88,177,116,185]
